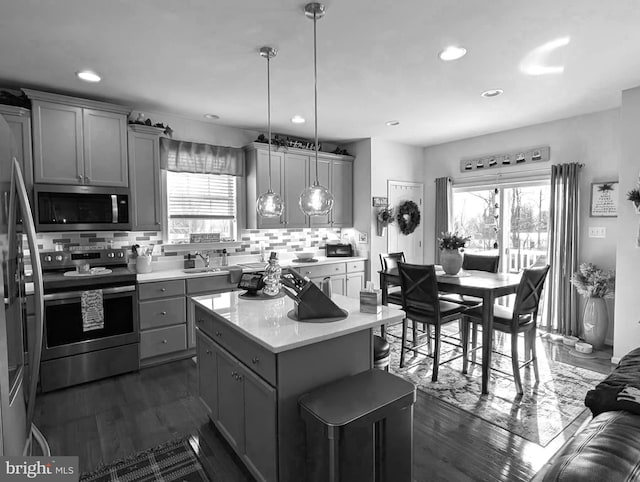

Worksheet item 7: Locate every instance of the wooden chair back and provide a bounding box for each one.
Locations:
[397,262,441,318]
[379,252,405,272]
[462,253,500,273]
[511,265,550,325]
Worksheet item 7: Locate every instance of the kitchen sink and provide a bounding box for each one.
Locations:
[182,267,221,274]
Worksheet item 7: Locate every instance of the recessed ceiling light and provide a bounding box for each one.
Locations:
[76,70,101,82]
[481,89,503,98]
[291,115,305,124]
[439,46,467,61]
[386,120,400,126]
[204,113,220,120]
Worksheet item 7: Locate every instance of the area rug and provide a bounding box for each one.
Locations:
[386,324,605,446]
[80,437,209,481]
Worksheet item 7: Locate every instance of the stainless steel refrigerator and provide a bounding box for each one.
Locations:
[0,113,49,456]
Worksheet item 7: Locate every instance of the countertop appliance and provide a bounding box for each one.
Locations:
[1,110,49,457]
[39,248,139,392]
[34,184,131,232]
[325,243,353,257]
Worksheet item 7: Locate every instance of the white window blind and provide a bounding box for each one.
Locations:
[166,171,237,243]
[167,171,236,219]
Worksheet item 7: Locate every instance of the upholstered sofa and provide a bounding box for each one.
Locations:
[535,347,640,480]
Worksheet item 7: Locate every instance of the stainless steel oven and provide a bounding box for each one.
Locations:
[39,248,139,392]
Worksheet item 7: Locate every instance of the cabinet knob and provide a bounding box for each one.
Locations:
[160,288,166,292]
[85,176,91,182]
[77,175,83,182]
[215,331,222,337]
[252,357,259,364]
[160,311,167,316]
[206,350,212,355]
[236,374,242,381]
[161,339,168,344]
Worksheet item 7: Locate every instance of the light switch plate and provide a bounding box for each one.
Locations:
[588,227,606,238]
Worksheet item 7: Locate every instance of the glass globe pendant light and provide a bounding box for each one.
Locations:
[299,2,334,217]
[256,46,284,218]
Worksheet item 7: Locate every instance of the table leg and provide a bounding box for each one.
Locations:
[481,291,495,395]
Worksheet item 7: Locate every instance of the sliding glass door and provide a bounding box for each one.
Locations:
[452,180,550,274]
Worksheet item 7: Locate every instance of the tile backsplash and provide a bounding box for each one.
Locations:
[34,227,343,260]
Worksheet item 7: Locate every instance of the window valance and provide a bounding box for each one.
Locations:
[160,137,245,176]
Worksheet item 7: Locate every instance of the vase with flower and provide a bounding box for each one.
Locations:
[438,231,471,275]
[570,262,615,350]
[627,187,640,213]
[376,206,394,236]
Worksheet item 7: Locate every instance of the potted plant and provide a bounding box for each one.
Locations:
[570,262,615,350]
[438,231,471,275]
[376,206,394,236]
[627,187,640,213]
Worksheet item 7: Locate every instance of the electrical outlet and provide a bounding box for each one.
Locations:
[588,227,606,238]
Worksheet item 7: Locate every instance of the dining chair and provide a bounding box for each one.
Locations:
[440,253,501,306]
[379,252,405,306]
[461,265,550,395]
[397,262,467,381]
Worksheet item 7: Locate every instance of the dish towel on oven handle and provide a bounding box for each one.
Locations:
[81,289,104,331]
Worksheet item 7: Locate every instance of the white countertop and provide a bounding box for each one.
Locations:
[136,256,367,283]
[192,291,404,353]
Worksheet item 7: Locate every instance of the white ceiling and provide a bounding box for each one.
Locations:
[2,1,640,147]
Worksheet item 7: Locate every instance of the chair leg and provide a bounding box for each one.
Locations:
[511,333,523,395]
[471,323,478,366]
[400,318,408,368]
[529,330,539,383]
[427,325,433,355]
[412,320,418,347]
[461,317,469,374]
[432,324,441,382]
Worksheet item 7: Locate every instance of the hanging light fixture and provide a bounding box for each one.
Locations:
[256,46,285,218]
[299,2,334,217]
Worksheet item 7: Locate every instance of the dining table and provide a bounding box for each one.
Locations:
[379,266,522,395]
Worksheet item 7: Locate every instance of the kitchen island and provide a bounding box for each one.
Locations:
[193,291,405,482]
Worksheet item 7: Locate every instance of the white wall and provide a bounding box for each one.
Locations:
[423,109,620,343]
[613,86,640,361]
[370,138,425,287]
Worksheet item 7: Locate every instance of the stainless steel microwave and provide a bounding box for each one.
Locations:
[34,184,131,231]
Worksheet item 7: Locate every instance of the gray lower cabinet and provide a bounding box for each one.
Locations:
[138,279,187,364]
[293,260,365,298]
[196,328,277,482]
[195,302,373,482]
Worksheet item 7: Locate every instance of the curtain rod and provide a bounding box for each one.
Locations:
[436,163,585,183]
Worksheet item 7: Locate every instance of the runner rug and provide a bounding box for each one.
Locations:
[386,324,605,446]
[80,436,209,481]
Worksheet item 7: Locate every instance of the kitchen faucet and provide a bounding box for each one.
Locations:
[195,251,210,268]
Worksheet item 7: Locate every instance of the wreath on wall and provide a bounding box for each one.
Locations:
[396,200,421,235]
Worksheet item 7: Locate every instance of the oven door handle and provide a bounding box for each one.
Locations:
[44,285,136,301]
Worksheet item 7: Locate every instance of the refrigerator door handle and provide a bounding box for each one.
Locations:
[9,158,50,456]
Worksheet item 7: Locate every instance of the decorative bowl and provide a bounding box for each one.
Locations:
[295,251,316,261]
[575,342,593,354]
[562,336,579,347]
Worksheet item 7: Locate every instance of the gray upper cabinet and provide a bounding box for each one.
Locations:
[245,142,353,229]
[0,105,33,190]
[309,156,353,228]
[246,147,285,229]
[24,89,130,187]
[128,125,164,230]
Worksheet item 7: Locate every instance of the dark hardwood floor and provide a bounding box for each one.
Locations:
[35,339,613,481]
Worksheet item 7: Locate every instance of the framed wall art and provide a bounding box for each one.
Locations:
[590,181,619,217]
